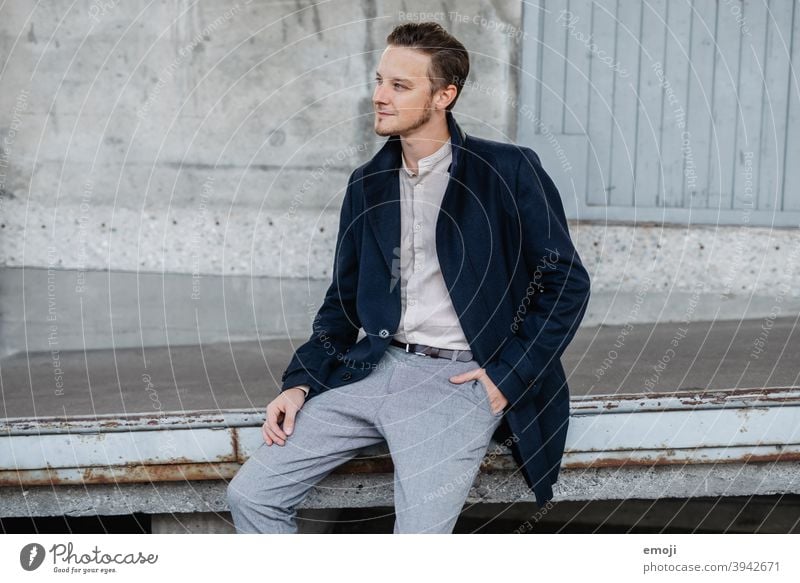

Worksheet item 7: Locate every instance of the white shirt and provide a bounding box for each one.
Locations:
[393,139,470,350]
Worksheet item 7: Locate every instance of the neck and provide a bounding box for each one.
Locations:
[399,113,451,175]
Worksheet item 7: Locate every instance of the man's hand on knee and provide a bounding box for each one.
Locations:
[262,387,306,446]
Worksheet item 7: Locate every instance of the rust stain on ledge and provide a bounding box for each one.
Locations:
[562,450,800,469]
[4,452,797,487]
[0,463,242,487]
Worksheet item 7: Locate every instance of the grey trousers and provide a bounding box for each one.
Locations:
[226,344,504,534]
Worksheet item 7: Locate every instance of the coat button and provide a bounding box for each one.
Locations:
[378,329,390,338]
[342,371,352,380]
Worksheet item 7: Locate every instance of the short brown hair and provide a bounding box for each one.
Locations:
[386,22,470,111]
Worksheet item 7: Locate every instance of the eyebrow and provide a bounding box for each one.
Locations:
[375,71,415,85]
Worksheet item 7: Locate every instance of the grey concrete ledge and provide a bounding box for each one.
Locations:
[2,461,799,518]
[2,387,799,517]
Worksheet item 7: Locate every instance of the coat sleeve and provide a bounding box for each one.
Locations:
[483,147,591,407]
[280,170,362,397]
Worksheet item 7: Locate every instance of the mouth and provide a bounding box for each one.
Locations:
[376,111,394,117]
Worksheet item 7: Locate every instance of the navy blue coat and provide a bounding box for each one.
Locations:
[280,110,591,507]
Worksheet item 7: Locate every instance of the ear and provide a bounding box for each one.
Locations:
[435,84,458,111]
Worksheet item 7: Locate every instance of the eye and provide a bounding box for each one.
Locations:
[394,83,404,90]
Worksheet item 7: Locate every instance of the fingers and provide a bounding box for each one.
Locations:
[476,377,506,413]
[262,409,283,445]
[283,406,297,436]
[267,404,287,443]
[262,393,304,446]
[263,421,285,446]
[450,368,481,383]
[261,421,274,445]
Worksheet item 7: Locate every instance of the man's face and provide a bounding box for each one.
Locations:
[373,46,440,137]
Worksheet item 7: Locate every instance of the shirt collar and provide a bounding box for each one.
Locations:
[401,139,452,178]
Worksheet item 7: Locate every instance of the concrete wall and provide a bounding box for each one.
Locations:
[0,0,519,272]
[1,1,798,356]
[0,0,524,354]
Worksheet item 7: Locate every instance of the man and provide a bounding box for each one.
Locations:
[227,22,591,533]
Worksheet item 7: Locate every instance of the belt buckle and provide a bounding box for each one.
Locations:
[405,342,427,357]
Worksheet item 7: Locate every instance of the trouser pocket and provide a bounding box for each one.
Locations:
[471,379,504,417]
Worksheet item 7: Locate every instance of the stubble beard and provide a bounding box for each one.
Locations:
[374,97,435,137]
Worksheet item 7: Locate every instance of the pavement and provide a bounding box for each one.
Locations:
[2,316,798,419]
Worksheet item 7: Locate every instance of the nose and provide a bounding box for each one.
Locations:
[373,82,389,106]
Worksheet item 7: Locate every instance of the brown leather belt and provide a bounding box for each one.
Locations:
[390,339,473,362]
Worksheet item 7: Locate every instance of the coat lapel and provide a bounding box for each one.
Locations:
[363,137,402,275]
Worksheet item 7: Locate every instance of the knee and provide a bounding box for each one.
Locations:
[226,470,298,534]
[226,468,263,514]
[226,467,286,514]
[226,476,247,513]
